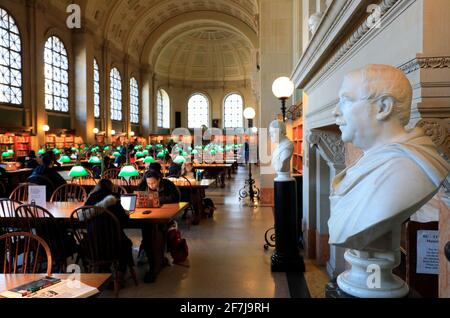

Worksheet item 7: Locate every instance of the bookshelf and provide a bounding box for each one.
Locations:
[0,133,31,158]
[292,118,303,174]
[45,133,78,149]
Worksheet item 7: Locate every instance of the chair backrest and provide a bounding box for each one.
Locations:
[9,183,35,202]
[0,198,25,234]
[15,203,68,270]
[0,231,52,275]
[50,183,88,203]
[70,206,121,273]
[120,176,142,187]
[112,185,128,195]
[103,168,120,180]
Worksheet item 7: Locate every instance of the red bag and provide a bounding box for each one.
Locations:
[167,228,189,264]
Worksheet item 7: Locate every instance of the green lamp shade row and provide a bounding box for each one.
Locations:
[2,152,10,157]
[58,155,71,163]
[103,146,110,151]
[38,149,46,155]
[118,165,140,177]
[88,156,102,164]
[68,166,88,177]
[173,156,186,164]
[144,156,155,164]
[135,151,144,158]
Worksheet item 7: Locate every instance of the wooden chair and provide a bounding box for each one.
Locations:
[15,203,72,273]
[103,168,121,180]
[0,198,25,234]
[0,231,52,275]
[9,183,35,203]
[70,206,137,297]
[112,185,128,195]
[50,184,88,203]
[120,176,142,187]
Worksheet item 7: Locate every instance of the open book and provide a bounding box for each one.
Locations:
[1,278,99,298]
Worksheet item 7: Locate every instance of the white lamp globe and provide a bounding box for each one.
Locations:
[251,127,258,134]
[243,107,256,119]
[272,77,295,99]
[93,128,99,134]
[42,124,50,132]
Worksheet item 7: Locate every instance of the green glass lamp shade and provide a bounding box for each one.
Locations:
[103,146,110,151]
[118,165,140,177]
[84,147,89,151]
[8,149,14,154]
[38,149,46,155]
[210,150,217,155]
[157,152,165,158]
[164,149,169,154]
[53,149,61,155]
[71,147,78,152]
[116,146,121,151]
[134,146,140,150]
[113,151,121,157]
[146,145,153,149]
[70,154,77,160]
[136,151,144,158]
[68,166,88,177]
[58,155,71,163]
[191,149,199,155]
[144,156,155,164]
[88,156,102,164]
[143,150,149,156]
[173,156,186,164]
[181,151,188,157]
[156,144,163,149]
[2,151,10,157]
[188,146,193,151]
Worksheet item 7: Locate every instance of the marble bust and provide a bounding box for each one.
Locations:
[329,64,449,297]
[269,120,294,182]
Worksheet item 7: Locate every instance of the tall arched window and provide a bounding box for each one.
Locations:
[109,67,122,121]
[93,58,100,118]
[0,8,22,105]
[188,93,209,128]
[129,77,139,124]
[223,93,243,128]
[44,36,69,112]
[157,89,170,129]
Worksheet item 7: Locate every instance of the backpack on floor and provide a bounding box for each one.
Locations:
[203,198,216,218]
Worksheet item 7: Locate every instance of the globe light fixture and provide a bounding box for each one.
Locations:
[42,124,50,132]
[130,131,135,137]
[243,107,256,120]
[93,128,99,134]
[111,129,116,135]
[272,77,295,122]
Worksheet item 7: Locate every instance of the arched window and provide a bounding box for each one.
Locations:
[44,36,69,112]
[188,93,209,128]
[0,8,22,105]
[109,67,122,121]
[129,77,139,124]
[93,58,100,118]
[157,89,170,129]
[223,93,243,128]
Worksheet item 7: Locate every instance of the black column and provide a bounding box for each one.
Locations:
[271,179,305,272]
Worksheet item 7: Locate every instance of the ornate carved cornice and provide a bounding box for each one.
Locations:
[417,118,450,159]
[399,56,450,74]
[307,129,346,168]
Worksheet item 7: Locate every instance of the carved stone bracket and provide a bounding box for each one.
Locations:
[399,56,450,74]
[417,118,450,160]
[307,129,346,170]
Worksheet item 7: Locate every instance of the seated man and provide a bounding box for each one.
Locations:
[30,154,67,192]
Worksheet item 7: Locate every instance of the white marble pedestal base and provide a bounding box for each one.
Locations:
[337,249,409,298]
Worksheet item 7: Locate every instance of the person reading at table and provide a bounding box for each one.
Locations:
[85,179,135,282]
[182,162,195,179]
[137,170,180,283]
[30,154,67,190]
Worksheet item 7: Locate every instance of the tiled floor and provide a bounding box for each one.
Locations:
[100,166,329,298]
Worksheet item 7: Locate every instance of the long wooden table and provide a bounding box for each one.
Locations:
[45,202,188,227]
[194,164,232,187]
[0,274,111,297]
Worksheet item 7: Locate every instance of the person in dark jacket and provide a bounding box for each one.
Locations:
[30,154,66,190]
[138,170,180,282]
[25,150,39,169]
[137,170,180,204]
[84,179,134,275]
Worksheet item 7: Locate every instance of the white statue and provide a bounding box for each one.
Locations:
[330,64,449,298]
[269,120,294,182]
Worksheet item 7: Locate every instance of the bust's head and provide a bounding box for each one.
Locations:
[269,120,286,144]
[334,64,412,150]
